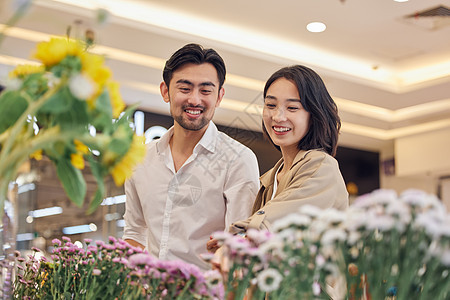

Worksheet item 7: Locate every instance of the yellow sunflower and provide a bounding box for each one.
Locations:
[70,153,85,170]
[110,135,145,186]
[106,81,126,118]
[9,64,45,78]
[74,139,89,154]
[33,37,83,67]
[30,149,43,161]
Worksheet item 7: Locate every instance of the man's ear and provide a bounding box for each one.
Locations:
[215,87,225,108]
[160,82,170,103]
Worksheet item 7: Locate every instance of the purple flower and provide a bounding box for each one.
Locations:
[62,236,71,243]
[84,238,92,244]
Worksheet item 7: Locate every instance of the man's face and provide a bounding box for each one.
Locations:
[160,63,224,132]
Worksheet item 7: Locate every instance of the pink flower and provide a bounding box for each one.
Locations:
[128,253,155,268]
[92,268,101,276]
[52,239,62,246]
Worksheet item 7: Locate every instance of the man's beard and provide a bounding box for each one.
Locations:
[172,105,210,131]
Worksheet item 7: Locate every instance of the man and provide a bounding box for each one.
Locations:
[123,43,260,270]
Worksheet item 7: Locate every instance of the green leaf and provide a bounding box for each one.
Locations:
[108,137,132,157]
[96,90,113,118]
[86,155,106,214]
[54,97,90,130]
[0,90,28,134]
[56,159,86,207]
[39,86,74,113]
[87,186,104,215]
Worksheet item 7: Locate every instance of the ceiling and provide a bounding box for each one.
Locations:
[1,0,450,152]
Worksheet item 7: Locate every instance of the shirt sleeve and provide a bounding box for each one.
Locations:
[223,147,260,230]
[122,176,148,247]
[230,152,348,232]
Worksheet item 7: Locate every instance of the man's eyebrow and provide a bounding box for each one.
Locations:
[199,82,216,87]
[176,79,193,86]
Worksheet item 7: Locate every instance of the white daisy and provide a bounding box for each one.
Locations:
[256,268,283,292]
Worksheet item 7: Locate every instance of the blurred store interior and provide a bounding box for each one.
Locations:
[1,0,449,251]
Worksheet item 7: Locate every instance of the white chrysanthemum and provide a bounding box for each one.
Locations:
[298,204,323,218]
[272,213,311,232]
[246,229,272,245]
[212,231,232,242]
[401,189,443,211]
[256,236,285,259]
[226,235,250,251]
[414,212,441,238]
[440,250,450,267]
[317,208,346,226]
[343,209,367,231]
[320,228,347,246]
[69,73,95,100]
[353,189,397,208]
[44,72,61,88]
[308,219,331,241]
[366,215,395,232]
[256,268,283,292]
[347,231,361,246]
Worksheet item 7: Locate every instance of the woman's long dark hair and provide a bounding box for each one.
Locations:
[262,65,341,156]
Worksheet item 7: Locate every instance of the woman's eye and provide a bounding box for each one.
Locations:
[288,107,299,111]
[265,103,276,108]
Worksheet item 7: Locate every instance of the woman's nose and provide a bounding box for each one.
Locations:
[273,108,286,122]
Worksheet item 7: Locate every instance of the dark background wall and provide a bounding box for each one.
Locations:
[142,111,380,196]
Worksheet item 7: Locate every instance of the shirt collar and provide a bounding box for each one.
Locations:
[155,121,217,155]
[195,121,217,154]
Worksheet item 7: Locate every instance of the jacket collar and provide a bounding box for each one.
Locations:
[260,149,311,188]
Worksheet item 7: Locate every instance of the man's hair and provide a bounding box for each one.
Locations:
[162,43,226,89]
[262,65,341,156]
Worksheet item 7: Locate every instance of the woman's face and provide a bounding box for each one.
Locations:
[263,78,310,155]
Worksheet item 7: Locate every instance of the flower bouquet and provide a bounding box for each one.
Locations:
[0,36,145,213]
[13,236,224,299]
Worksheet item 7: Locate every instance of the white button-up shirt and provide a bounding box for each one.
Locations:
[123,121,259,270]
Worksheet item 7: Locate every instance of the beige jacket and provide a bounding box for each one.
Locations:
[230,149,348,233]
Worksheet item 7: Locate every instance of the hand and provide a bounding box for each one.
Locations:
[206,236,220,253]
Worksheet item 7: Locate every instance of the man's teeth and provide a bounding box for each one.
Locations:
[186,110,201,115]
[273,127,290,132]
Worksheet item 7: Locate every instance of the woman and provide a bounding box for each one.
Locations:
[208,65,348,250]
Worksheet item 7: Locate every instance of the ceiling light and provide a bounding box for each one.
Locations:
[29,206,63,218]
[101,194,126,205]
[307,22,326,33]
[63,223,97,235]
[394,0,409,2]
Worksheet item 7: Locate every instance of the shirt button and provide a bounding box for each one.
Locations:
[256,210,265,215]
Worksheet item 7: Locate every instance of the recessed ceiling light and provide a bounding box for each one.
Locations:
[394,0,409,2]
[307,22,326,33]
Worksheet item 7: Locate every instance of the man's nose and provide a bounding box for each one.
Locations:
[187,90,202,106]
